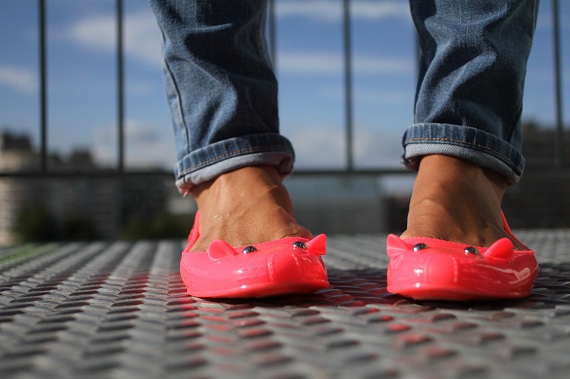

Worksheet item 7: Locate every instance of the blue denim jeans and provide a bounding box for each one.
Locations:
[406,0,539,184]
[148,0,538,192]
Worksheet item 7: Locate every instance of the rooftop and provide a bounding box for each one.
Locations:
[1,231,569,379]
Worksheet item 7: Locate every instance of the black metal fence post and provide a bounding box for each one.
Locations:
[342,0,354,171]
[117,0,125,173]
[38,0,48,172]
[552,0,565,166]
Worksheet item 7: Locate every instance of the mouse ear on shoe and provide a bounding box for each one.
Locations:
[207,240,239,261]
[306,234,327,256]
[385,234,410,258]
[483,238,514,262]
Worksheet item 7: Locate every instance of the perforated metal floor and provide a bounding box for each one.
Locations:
[1,231,570,379]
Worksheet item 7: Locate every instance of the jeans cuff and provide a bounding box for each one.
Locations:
[174,134,295,194]
[403,123,525,184]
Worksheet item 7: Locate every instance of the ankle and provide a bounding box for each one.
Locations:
[403,155,512,247]
[419,154,507,184]
[416,155,507,202]
[192,166,288,210]
[193,165,281,194]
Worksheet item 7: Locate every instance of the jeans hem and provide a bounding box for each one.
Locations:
[403,123,524,184]
[174,134,295,194]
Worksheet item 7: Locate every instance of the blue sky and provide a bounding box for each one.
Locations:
[0,0,568,172]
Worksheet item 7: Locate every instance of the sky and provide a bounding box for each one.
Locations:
[0,0,568,173]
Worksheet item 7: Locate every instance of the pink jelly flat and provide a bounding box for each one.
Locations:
[179,212,329,298]
[386,213,538,301]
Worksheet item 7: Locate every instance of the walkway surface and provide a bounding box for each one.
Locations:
[1,231,570,379]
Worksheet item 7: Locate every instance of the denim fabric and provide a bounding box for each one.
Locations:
[148,0,293,193]
[406,0,539,183]
[149,0,538,191]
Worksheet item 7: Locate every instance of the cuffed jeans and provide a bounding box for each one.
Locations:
[148,0,538,193]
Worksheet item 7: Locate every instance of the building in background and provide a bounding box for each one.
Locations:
[2,120,570,245]
[0,131,176,244]
[0,132,38,244]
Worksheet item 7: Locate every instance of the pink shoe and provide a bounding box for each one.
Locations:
[386,213,538,301]
[179,212,329,298]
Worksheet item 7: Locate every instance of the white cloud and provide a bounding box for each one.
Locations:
[287,124,404,169]
[125,79,155,96]
[123,12,163,67]
[0,66,37,93]
[277,52,342,73]
[92,119,175,169]
[277,52,413,75]
[287,125,345,168]
[351,1,410,20]
[276,0,342,21]
[69,11,162,68]
[353,127,404,167]
[276,0,409,22]
[353,55,414,75]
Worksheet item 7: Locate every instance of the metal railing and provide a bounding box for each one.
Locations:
[551,0,565,165]
[0,0,566,178]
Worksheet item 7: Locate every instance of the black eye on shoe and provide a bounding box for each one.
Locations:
[242,246,257,254]
[464,246,480,255]
[293,241,307,249]
[413,243,428,252]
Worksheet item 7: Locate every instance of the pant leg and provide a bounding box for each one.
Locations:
[405,0,539,183]
[148,0,294,193]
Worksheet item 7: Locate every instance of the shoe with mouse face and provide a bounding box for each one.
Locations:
[386,214,538,301]
[180,212,329,299]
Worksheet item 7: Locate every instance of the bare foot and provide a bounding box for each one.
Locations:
[401,155,526,250]
[188,166,312,252]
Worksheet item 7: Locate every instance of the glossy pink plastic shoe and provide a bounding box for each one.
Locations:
[386,213,538,301]
[179,212,329,298]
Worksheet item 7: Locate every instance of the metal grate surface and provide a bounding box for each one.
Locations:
[1,231,570,379]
